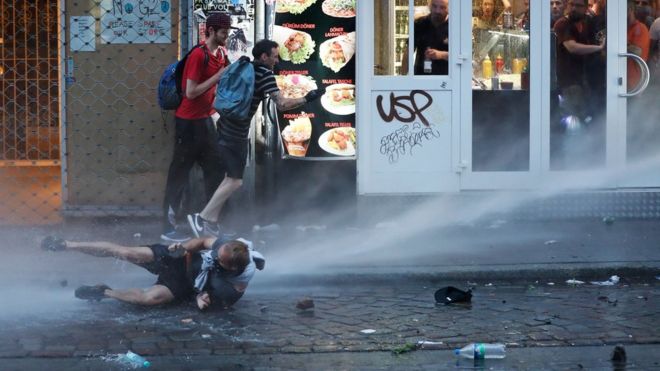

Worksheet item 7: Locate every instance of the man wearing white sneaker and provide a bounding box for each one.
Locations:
[187,39,323,238]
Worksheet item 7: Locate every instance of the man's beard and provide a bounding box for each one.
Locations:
[430,13,445,26]
[568,12,584,22]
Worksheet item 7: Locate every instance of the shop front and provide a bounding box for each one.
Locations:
[357,0,657,195]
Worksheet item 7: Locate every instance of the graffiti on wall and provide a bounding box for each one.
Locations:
[375,90,444,164]
[100,0,172,44]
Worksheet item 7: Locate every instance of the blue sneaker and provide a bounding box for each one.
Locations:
[160,230,191,243]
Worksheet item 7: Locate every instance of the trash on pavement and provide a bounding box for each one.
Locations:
[295,225,326,232]
[590,275,620,286]
[611,345,627,363]
[485,283,494,287]
[133,233,141,239]
[391,342,417,354]
[201,334,211,339]
[434,286,472,305]
[547,282,555,286]
[455,343,506,359]
[180,318,193,324]
[544,240,558,245]
[296,298,314,310]
[602,216,615,225]
[416,340,444,350]
[566,279,585,285]
[360,329,376,334]
[103,350,151,368]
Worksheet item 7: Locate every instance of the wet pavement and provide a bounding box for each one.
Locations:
[0,217,659,369]
[0,278,658,369]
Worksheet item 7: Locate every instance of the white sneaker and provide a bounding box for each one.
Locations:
[187,213,220,238]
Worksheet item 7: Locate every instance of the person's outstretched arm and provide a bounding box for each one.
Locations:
[168,237,216,254]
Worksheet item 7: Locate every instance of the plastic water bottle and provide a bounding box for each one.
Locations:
[119,350,151,368]
[455,343,506,359]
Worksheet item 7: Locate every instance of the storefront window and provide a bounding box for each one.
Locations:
[549,0,606,171]
[373,0,448,76]
[374,0,408,75]
[471,0,531,171]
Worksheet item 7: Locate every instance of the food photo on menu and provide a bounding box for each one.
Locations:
[319,32,355,73]
[281,114,313,157]
[273,25,316,64]
[275,74,318,99]
[318,127,356,157]
[320,83,355,115]
[276,0,317,14]
[321,0,356,18]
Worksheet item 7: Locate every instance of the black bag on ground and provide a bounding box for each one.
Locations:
[434,286,472,305]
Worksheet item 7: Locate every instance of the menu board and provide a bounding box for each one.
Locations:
[273,0,356,160]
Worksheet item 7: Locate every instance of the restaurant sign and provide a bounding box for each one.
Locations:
[273,0,356,160]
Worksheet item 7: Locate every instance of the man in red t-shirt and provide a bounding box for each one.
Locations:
[627,1,650,90]
[161,13,234,243]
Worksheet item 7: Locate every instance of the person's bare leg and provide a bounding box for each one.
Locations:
[64,241,154,265]
[199,177,243,222]
[104,285,175,306]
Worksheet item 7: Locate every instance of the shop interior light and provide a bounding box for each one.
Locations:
[487,30,530,40]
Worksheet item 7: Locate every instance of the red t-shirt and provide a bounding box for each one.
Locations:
[175,44,229,120]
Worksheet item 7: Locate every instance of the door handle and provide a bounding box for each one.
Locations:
[618,52,650,97]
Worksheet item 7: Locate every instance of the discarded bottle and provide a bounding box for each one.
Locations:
[119,350,151,368]
[455,343,506,359]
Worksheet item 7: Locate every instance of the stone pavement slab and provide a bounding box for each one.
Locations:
[0,279,657,367]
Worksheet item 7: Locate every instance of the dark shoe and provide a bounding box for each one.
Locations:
[41,236,66,251]
[75,284,111,301]
[160,230,191,243]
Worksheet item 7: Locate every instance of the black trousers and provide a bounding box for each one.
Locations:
[162,117,224,231]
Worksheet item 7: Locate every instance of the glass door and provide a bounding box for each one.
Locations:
[357,0,462,194]
[542,0,655,189]
[615,0,657,187]
[460,0,541,190]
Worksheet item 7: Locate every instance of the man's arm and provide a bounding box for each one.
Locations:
[563,39,604,55]
[185,67,225,100]
[168,237,217,254]
[270,91,307,111]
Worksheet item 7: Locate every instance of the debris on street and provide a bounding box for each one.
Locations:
[590,275,620,286]
[602,216,616,225]
[434,286,472,305]
[566,279,585,285]
[360,329,376,334]
[133,233,141,239]
[416,340,444,350]
[201,334,211,339]
[547,282,555,286]
[391,342,416,354]
[611,344,627,363]
[544,240,558,245]
[181,318,193,324]
[296,298,314,310]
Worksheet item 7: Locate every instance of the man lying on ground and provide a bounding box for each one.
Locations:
[40,235,265,310]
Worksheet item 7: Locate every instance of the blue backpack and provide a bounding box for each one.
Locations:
[157,45,209,110]
[214,56,255,121]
